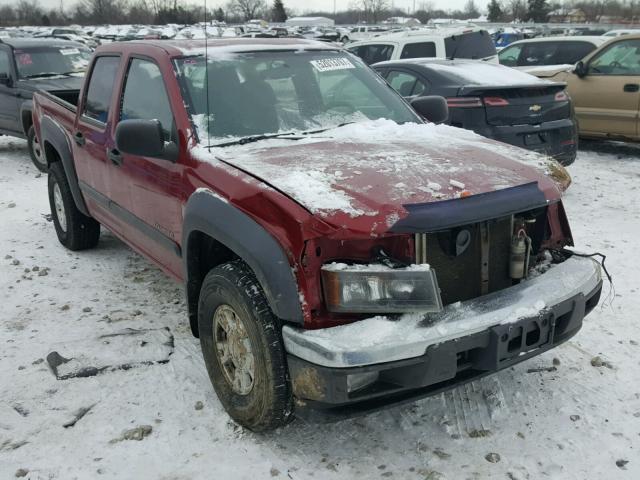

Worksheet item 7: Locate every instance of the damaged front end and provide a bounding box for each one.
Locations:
[284,182,601,419]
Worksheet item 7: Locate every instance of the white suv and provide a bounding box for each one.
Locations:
[346,27,498,65]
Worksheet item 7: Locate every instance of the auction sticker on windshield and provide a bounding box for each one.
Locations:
[60,48,81,56]
[311,58,355,72]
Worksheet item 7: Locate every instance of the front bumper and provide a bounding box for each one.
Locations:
[282,256,602,419]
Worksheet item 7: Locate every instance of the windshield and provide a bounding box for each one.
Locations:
[14,45,91,78]
[174,50,420,145]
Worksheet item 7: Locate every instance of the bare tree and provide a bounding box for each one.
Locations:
[0,5,17,25]
[360,0,390,23]
[82,0,128,23]
[226,0,266,21]
[508,0,528,20]
[15,0,44,24]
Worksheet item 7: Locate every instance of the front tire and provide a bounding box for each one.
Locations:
[198,260,293,432]
[28,125,47,173]
[48,162,100,250]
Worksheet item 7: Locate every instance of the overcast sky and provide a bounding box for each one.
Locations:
[12,0,477,15]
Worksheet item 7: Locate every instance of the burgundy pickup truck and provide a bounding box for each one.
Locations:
[33,39,602,431]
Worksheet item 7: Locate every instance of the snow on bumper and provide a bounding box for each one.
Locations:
[283,256,602,369]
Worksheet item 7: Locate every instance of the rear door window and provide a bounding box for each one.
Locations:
[386,70,429,97]
[519,41,597,66]
[445,31,497,60]
[519,42,558,66]
[552,41,598,64]
[400,42,436,59]
[349,44,394,65]
[83,56,120,123]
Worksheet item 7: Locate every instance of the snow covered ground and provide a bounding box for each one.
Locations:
[1,135,639,480]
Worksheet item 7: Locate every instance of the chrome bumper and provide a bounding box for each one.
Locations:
[283,256,602,368]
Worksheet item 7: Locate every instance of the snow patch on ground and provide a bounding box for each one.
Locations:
[1,136,639,479]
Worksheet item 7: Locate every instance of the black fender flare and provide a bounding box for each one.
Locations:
[39,115,90,216]
[183,189,304,329]
[19,100,33,135]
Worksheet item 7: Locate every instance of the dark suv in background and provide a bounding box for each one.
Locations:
[0,38,90,171]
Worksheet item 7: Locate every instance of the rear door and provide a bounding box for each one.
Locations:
[0,45,19,133]
[73,55,122,227]
[568,38,640,138]
[110,56,183,277]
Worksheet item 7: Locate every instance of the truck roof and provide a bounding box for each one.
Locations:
[94,38,340,57]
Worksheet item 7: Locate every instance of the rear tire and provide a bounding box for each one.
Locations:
[28,125,47,173]
[48,162,100,250]
[198,260,293,432]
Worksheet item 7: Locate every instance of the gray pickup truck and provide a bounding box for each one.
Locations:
[0,38,90,171]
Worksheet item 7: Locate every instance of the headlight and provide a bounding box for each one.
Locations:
[321,263,443,313]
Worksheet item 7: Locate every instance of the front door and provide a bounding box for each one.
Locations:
[567,38,640,139]
[109,56,184,279]
[0,46,19,133]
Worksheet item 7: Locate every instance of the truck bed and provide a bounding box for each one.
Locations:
[32,90,79,142]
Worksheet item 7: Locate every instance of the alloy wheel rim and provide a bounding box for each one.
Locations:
[53,183,66,232]
[213,304,255,395]
[33,135,44,165]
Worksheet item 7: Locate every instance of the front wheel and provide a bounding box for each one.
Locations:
[198,260,293,432]
[48,162,100,250]
[28,125,47,173]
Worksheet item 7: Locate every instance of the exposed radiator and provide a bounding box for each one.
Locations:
[415,216,513,305]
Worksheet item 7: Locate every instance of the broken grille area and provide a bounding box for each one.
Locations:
[415,216,513,305]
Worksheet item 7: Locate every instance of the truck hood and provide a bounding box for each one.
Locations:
[206,120,564,235]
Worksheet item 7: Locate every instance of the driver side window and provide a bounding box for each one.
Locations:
[120,58,176,143]
[498,44,522,67]
[589,39,640,75]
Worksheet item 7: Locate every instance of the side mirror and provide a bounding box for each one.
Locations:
[0,72,12,87]
[115,119,176,161]
[410,96,449,124]
[574,61,588,78]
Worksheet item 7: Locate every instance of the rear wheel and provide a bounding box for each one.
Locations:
[28,125,47,173]
[198,260,293,432]
[48,162,100,250]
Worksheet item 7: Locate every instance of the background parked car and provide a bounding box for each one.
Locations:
[374,58,578,165]
[347,27,498,65]
[0,38,90,171]
[602,29,640,37]
[498,36,607,71]
[527,34,640,142]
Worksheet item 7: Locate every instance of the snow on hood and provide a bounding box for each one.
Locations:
[192,120,562,231]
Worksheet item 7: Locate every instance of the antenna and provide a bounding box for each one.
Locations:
[204,0,211,149]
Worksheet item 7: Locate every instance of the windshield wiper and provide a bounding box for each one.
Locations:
[22,72,72,79]
[207,131,302,148]
[206,122,355,148]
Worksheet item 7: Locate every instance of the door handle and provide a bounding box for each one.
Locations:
[108,148,123,166]
[624,83,639,92]
[73,131,85,146]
